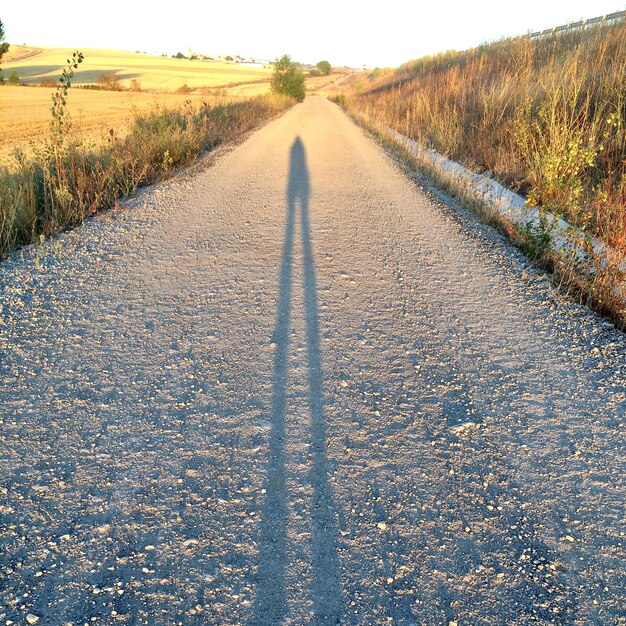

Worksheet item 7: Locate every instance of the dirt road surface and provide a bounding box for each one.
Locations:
[1,97,625,625]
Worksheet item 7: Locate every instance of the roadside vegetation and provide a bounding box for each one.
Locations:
[0,51,295,258]
[0,87,247,163]
[336,19,626,326]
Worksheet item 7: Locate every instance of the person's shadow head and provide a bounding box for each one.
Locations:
[288,137,309,202]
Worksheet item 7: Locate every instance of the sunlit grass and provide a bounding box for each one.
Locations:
[0,94,294,257]
[344,21,626,253]
[1,45,273,91]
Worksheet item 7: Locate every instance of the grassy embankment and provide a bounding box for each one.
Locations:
[0,48,294,257]
[337,20,626,325]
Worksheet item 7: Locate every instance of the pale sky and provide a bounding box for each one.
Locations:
[2,1,624,68]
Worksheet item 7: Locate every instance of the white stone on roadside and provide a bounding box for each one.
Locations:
[26,615,40,625]
[450,421,478,434]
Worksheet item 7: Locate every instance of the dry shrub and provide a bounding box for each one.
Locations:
[97,72,123,91]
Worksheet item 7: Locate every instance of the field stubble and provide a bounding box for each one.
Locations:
[0,87,241,164]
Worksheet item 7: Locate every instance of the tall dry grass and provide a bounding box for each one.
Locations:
[0,94,293,257]
[346,21,626,252]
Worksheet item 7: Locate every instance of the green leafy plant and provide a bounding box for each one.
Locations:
[50,51,84,154]
[271,55,306,102]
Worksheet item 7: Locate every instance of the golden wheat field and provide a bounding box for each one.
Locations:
[0,86,237,163]
[2,45,273,91]
[0,46,278,163]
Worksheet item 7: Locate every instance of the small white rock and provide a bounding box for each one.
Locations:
[26,615,40,625]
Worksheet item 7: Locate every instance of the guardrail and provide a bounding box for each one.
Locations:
[529,10,625,39]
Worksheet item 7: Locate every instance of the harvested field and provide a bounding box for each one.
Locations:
[1,45,272,91]
[0,86,234,163]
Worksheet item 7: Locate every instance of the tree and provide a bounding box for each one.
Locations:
[0,19,10,67]
[271,55,306,101]
[316,60,331,75]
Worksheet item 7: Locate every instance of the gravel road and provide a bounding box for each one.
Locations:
[1,96,625,625]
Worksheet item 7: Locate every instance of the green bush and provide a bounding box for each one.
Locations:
[7,70,19,85]
[270,55,305,102]
[316,60,331,75]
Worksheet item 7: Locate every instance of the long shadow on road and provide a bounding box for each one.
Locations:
[252,137,342,624]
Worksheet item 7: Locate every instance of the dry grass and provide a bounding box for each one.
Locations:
[0,86,241,164]
[0,46,278,165]
[0,93,295,258]
[347,110,626,328]
[1,45,273,91]
[343,21,626,254]
[337,20,626,326]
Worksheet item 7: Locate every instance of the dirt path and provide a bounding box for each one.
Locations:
[1,97,625,625]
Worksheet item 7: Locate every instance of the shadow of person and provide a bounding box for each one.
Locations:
[251,137,342,624]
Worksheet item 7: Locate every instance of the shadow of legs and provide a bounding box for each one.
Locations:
[252,137,341,624]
